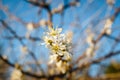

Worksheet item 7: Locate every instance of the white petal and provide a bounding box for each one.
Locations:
[57,28,62,33]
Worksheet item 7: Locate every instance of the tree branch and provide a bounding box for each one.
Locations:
[0,20,44,74]
[0,54,66,79]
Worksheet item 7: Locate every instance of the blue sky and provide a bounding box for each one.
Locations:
[0,0,120,77]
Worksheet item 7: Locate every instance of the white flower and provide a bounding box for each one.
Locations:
[43,36,53,46]
[42,27,72,73]
[11,69,22,80]
[62,51,72,61]
[65,31,73,43]
[49,54,58,64]
[47,27,62,36]
[56,61,66,73]
[21,46,27,53]
[104,19,113,35]
[27,23,34,31]
[104,19,112,29]
[86,46,94,57]
[86,33,94,46]
[106,28,112,35]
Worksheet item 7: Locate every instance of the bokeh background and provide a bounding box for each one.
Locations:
[0,0,120,80]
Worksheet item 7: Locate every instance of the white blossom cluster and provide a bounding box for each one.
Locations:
[10,68,22,80]
[104,19,113,35]
[86,33,95,57]
[43,27,72,73]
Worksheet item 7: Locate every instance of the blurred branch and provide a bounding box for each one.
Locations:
[0,54,65,79]
[64,0,80,9]
[0,20,25,45]
[1,4,47,28]
[25,0,53,27]
[104,34,120,42]
[0,20,44,74]
[111,7,120,21]
[25,0,80,27]
[0,0,120,79]
[51,0,80,14]
[25,0,50,11]
[76,7,120,63]
[97,73,120,79]
[92,51,120,64]
[0,55,15,67]
[2,36,41,41]
[0,49,120,79]
[0,4,26,25]
[72,50,120,72]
